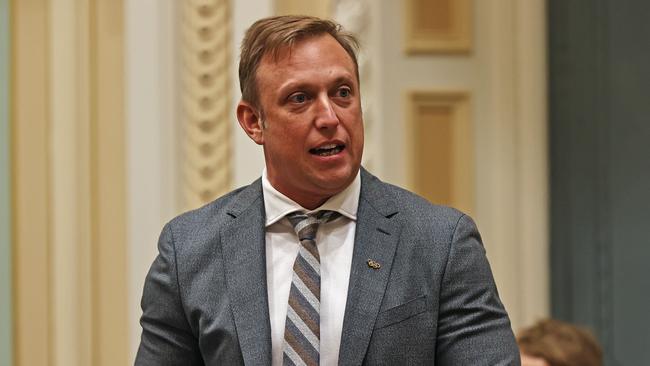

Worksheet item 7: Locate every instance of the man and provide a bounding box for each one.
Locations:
[136,15,519,365]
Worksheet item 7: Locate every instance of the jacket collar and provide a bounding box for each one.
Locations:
[337,168,402,365]
[222,168,401,365]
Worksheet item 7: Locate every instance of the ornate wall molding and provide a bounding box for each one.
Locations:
[181,0,233,210]
[275,0,330,18]
[406,91,474,216]
[404,0,472,54]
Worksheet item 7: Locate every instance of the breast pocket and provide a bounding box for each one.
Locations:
[374,295,429,329]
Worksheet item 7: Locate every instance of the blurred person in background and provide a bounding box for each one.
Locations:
[518,318,603,366]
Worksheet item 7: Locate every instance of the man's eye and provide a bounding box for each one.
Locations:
[338,88,351,98]
[288,93,307,103]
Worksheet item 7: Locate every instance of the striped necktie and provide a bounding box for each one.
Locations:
[283,210,340,366]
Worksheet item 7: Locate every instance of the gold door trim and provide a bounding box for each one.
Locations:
[405,91,474,216]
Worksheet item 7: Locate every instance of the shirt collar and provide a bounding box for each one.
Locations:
[262,168,360,227]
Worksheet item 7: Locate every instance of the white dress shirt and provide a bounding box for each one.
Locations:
[262,168,360,366]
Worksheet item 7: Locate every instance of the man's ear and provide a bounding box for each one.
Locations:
[236,100,264,145]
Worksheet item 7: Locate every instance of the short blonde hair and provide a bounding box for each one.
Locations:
[517,319,603,366]
[238,15,360,108]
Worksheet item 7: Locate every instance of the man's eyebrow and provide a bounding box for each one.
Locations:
[277,80,310,93]
[332,75,355,85]
[276,72,356,92]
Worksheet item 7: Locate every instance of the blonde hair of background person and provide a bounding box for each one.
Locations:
[518,318,603,366]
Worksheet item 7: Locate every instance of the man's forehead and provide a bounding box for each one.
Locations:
[258,33,351,66]
[251,32,360,104]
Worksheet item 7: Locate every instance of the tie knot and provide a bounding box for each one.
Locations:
[286,210,340,241]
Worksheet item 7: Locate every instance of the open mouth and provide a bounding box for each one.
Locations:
[309,143,345,157]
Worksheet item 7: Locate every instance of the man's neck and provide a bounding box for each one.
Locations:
[271,185,331,210]
[262,168,360,210]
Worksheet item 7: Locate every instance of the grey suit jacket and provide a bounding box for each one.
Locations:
[136,169,520,365]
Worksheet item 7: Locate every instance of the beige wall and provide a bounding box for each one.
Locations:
[231,0,273,187]
[275,0,330,18]
[125,0,182,359]
[12,1,51,363]
[12,0,128,364]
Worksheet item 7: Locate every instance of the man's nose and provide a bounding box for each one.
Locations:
[314,95,339,129]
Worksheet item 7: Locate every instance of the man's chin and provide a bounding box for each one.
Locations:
[312,167,359,192]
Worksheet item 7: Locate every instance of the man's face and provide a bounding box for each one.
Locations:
[243,34,364,208]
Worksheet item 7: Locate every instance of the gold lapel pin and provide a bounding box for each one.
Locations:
[367,259,381,269]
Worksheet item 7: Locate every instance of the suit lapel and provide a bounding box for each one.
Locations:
[221,180,272,365]
[338,169,401,365]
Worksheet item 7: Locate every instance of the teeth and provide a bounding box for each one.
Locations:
[310,143,344,156]
[316,146,342,156]
[318,144,337,150]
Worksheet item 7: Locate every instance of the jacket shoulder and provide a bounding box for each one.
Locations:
[363,172,466,226]
[164,181,262,246]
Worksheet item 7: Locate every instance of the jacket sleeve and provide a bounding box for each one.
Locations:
[435,214,521,365]
[135,223,204,366]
